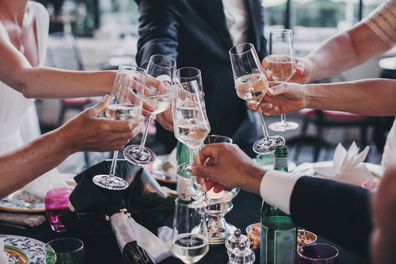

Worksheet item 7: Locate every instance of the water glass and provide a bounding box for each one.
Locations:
[298,243,339,264]
[46,237,85,264]
[45,188,72,232]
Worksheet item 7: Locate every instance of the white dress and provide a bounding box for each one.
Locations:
[363,0,396,168]
[0,2,60,198]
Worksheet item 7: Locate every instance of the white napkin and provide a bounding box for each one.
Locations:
[330,142,372,186]
[23,169,68,199]
[111,212,171,263]
[0,239,6,264]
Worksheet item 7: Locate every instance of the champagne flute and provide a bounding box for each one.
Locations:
[172,195,209,264]
[176,67,207,173]
[265,29,299,131]
[229,43,285,154]
[92,65,144,190]
[123,55,176,166]
[173,80,211,175]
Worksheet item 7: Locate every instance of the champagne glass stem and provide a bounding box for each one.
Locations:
[258,109,270,139]
[109,150,119,177]
[281,113,287,125]
[138,115,154,152]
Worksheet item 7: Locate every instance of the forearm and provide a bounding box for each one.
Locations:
[17,68,115,99]
[305,79,396,116]
[0,128,73,198]
[307,23,390,82]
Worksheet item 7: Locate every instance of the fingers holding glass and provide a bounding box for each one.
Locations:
[229,43,285,154]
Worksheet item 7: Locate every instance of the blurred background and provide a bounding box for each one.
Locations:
[34,0,393,172]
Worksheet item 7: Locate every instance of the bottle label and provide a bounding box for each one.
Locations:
[274,228,296,264]
[274,157,288,171]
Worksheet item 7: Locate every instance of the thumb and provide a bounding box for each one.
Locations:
[271,83,288,96]
[91,95,111,116]
[296,61,305,76]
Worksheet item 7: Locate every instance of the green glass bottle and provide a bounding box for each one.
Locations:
[260,145,296,264]
[176,141,190,166]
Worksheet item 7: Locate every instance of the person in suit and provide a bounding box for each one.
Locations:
[135,0,267,154]
[192,143,374,260]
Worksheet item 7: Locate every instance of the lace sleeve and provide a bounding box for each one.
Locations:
[363,0,396,47]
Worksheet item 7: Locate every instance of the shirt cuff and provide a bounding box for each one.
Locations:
[259,170,303,214]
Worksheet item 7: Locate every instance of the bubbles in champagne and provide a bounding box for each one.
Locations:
[263,55,296,82]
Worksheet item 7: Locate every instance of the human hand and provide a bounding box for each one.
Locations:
[156,108,173,132]
[61,96,143,153]
[248,82,307,115]
[192,143,265,194]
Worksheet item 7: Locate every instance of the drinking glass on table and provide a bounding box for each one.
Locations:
[298,243,339,264]
[229,43,285,154]
[45,187,72,232]
[264,29,299,132]
[92,65,144,190]
[46,237,85,264]
[172,195,209,264]
[124,55,176,166]
[173,79,211,175]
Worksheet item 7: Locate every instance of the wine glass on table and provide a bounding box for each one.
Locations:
[92,65,144,190]
[172,195,209,264]
[264,29,299,131]
[173,79,211,176]
[229,43,285,154]
[123,55,176,166]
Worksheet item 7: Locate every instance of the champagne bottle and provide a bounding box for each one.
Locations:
[260,145,297,264]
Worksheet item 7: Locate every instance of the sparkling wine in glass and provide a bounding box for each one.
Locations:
[92,65,144,190]
[265,29,299,132]
[123,55,176,166]
[173,80,210,175]
[172,195,209,264]
[229,43,285,154]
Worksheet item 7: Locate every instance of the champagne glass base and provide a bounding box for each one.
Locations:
[92,175,129,190]
[253,136,285,154]
[268,121,299,132]
[123,145,156,166]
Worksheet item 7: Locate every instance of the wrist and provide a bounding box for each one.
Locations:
[52,125,76,156]
[242,164,266,195]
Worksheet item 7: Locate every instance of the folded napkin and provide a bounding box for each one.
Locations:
[0,212,46,228]
[328,142,372,185]
[23,169,68,199]
[111,211,171,264]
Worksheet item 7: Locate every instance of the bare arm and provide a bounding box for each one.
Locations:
[305,79,396,116]
[258,78,396,116]
[0,25,115,99]
[0,97,142,198]
[296,22,391,83]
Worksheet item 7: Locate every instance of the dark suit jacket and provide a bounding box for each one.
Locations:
[291,176,372,259]
[136,0,267,153]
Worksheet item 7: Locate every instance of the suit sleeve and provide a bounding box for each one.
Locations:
[135,0,179,67]
[290,176,372,259]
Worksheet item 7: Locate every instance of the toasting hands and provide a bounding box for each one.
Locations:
[192,143,265,195]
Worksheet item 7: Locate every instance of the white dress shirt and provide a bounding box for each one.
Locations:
[260,170,303,215]
[222,0,249,45]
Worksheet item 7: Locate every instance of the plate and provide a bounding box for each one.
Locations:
[0,173,76,213]
[294,161,384,178]
[1,235,46,263]
[4,245,29,264]
[0,190,45,213]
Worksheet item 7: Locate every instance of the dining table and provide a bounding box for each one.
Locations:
[0,187,369,264]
